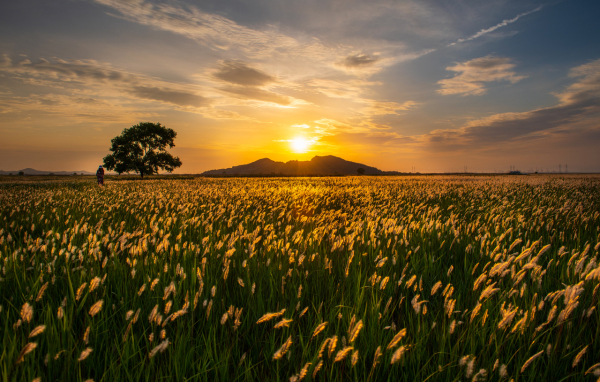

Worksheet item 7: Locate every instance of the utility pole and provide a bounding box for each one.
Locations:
[559,164,562,173]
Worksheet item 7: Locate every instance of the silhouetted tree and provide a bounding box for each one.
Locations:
[103,122,182,179]
[357,168,365,175]
[18,171,24,176]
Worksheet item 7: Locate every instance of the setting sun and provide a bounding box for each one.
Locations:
[290,137,311,153]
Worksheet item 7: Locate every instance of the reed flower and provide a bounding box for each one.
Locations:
[298,362,311,380]
[76,283,88,301]
[390,346,407,364]
[78,348,93,361]
[431,281,443,296]
[328,335,338,358]
[387,328,407,350]
[21,303,33,323]
[312,360,323,379]
[36,282,49,302]
[334,346,353,362]
[274,318,293,329]
[572,345,588,368]
[349,320,363,343]
[16,342,37,364]
[372,346,382,368]
[89,277,101,292]
[272,336,292,360]
[89,300,104,317]
[28,325,46,338]
[257,309,286,324]
[520,350,543,373]
[149,339,170,358]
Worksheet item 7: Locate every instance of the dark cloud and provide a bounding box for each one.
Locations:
[340,54,380,68]
[130,86,209,107]
[213,61,276,86]
[220,85,291,105]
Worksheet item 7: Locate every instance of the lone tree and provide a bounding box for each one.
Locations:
[357,167,365,175]
[103,122,182,179]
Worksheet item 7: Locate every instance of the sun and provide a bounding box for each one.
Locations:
[290,137,311,153]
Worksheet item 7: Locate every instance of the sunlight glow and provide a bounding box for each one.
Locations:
[290,137,311,153]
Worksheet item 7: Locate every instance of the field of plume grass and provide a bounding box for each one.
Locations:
[1,175,599,381]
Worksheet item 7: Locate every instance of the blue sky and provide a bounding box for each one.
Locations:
[1,0,599,172]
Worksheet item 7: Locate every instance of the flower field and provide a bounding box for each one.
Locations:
[1,175,599,381]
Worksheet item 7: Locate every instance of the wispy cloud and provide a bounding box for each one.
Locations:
[93,0,330,61]
[437,55,526,96]
[0,54,259,121]
[427,58,600,148]
[92,0,431,80]
[448,6,543,46]
[219,85,292,105]
[129,86,209,107]
[358,100,418,116]
[0,55,208,108]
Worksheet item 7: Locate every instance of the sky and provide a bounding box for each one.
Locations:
[1,0,599,173]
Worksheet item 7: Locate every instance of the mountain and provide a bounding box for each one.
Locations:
[202,155,384,175]
[0,168,95,175]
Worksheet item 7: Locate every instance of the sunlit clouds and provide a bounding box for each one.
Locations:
[0,0,599,172]
[437,56,526,96]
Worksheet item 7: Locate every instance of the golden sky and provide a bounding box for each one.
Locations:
[1,0,599,173]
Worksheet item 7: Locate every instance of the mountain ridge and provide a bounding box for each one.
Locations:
[202,155,384,175]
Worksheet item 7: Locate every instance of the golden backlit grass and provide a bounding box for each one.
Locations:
[0,175,599,381]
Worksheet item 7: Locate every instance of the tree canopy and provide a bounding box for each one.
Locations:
[103,122,182,178]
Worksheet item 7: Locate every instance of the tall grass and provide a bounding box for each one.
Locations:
[1,175,599,381]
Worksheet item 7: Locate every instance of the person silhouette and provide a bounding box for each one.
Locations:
[96,165,105,186]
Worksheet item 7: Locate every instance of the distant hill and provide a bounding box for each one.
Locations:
[202,155,384,175]
[0,168,96,175]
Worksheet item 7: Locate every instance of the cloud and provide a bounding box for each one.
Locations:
[0,92,156,125]
[0,55,210,109]
[219,85,291,105]
[448,6,543,46]
[207,60,293,105]
[339,54,380,68]
[213,61,277,86]
[556,59,600,105]
[92,0,431,80]
[359,100,418,116]
[426,58,600,149]
[0,55,132,83]
[92,0,330,61]
[437,56,526,96]
[129,86,209,107]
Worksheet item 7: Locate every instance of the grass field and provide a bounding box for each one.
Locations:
[1,175,599,381]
